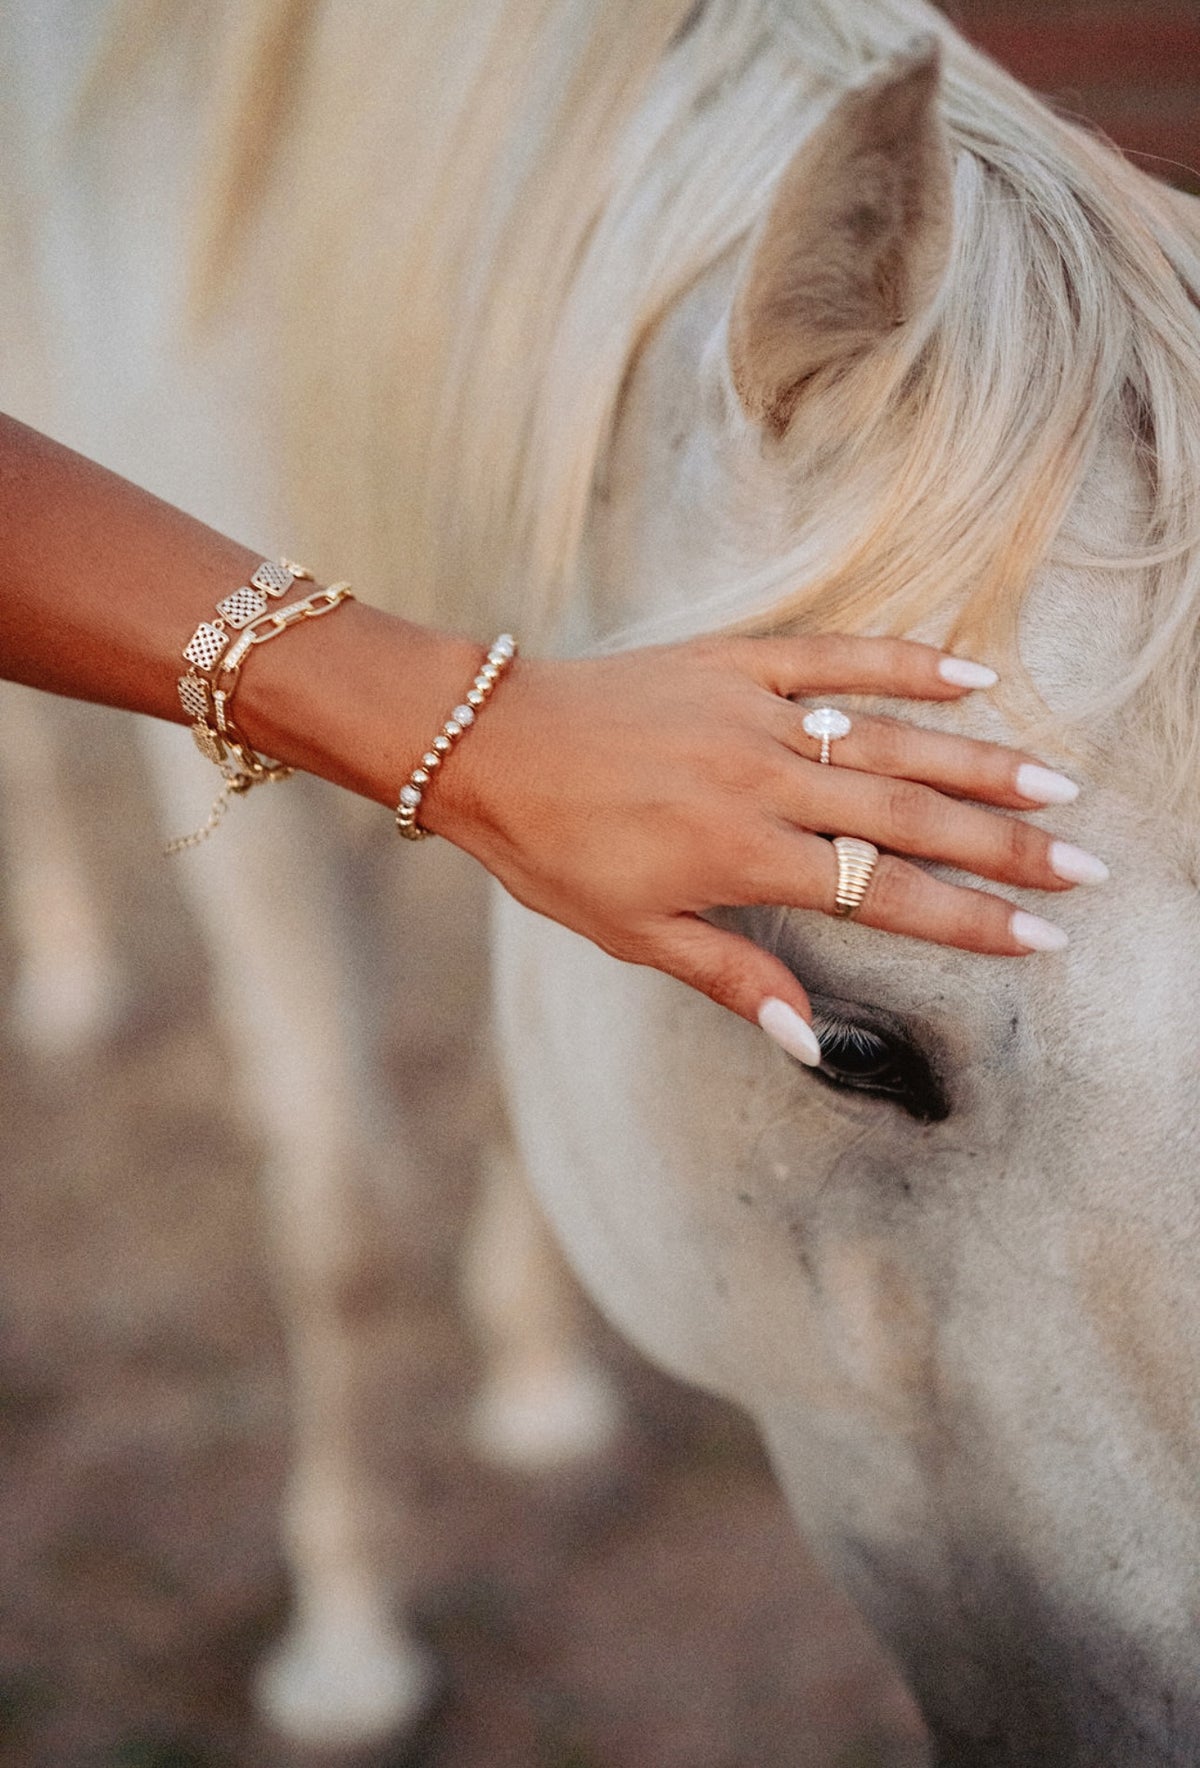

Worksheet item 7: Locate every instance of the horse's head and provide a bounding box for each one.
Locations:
[554,37,1200,1758]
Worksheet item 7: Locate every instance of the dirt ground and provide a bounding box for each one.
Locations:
[0,699,928,1768]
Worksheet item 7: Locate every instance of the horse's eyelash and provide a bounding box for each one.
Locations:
[811,1013,888,1057]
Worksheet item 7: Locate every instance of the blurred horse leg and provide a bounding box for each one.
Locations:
[140,721,440,1747]
[0,685,121,1056]
[464,1127,623,1470]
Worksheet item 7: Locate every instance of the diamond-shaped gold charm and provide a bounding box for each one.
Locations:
[177,672,210,720]
[183,622,229,670]
[191,720,226,764]
[250,562,294,598]
[216,585,269,628]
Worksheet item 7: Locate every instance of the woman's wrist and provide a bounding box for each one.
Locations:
[232,596,485,816]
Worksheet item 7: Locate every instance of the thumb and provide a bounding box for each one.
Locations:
[642,916,822,1066]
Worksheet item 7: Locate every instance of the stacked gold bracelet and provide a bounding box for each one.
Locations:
[395,633,516,840]
[167,558,354,853]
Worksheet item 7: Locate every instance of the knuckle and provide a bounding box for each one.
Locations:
[866,716,910,772]
[597,921,657,966]
[805,632,850,670]
[1000,813,1038,874]
[734,825,791,898]
[882,777,938,844]
[713,737,782,795]
[955,885,1013,949]
[871,636,916,680]
[882,636,913,674]
[696,950,748,1009]
[857,852,912,922]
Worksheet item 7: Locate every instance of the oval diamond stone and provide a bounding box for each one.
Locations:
[802,707,851,741]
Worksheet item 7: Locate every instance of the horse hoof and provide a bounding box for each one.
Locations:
[469,1359,624,1470]
[255,1620,442,1749]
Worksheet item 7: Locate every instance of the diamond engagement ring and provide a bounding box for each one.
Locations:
[802,705,852,764]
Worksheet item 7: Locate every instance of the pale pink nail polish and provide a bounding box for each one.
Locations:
[1015,764,1080,805]
[937,657,999,688]
[1049,842,1110,885]
[1011,910,1070,952]
[758,998,822,1066]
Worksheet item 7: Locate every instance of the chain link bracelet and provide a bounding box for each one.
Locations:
[166,559,354,855]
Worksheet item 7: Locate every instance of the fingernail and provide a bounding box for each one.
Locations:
[1049,841,1110,885]
[1015,763,1080,805]
[1011,910,1070,952]
[758,998,822,1066]
[938,656,999,688]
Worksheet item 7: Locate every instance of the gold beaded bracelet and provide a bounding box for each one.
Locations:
[166,559,354,854]
[395,633,517,840]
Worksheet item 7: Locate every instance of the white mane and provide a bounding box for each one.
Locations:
[84,0,1200,816]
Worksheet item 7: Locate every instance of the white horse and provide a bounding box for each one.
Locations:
[5,0,1200,1758]
[482,9,1200,1765]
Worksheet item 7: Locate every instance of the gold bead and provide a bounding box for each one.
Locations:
[466,688,485,707]
[443,719,462,739]
[411,768,429,787]
[422,751,441,769]
[433,735,452,753]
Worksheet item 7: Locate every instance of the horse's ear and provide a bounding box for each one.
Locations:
[728,41,954,433]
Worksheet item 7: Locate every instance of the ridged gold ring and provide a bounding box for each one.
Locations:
[832,836,879,918]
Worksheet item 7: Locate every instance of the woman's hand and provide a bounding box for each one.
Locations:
[0,423,1103,1069]
[430,633,1107,1064]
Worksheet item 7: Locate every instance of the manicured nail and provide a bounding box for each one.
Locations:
[1015,763,1080,805]
[1011,910,1070,952]
[938,656,998,688]
[758,998,822,1066]
[1049,841,1110,885]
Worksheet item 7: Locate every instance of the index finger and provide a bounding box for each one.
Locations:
[736,634,999,700]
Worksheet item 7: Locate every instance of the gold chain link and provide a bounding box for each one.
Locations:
[165,580,354,855]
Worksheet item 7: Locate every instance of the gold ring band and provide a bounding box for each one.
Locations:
[832,836,879,917]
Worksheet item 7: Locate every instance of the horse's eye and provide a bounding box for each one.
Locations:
[810,1009,949,1123]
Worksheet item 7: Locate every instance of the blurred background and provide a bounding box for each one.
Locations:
[0,4,1196,1767]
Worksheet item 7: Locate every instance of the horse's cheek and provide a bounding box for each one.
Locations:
[1069,1218,1200,1489]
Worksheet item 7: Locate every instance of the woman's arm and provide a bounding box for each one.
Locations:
[0,413,478,803]
[0,414,1101,1063]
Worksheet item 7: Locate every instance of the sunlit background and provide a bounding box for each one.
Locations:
[0,4,1196,1765]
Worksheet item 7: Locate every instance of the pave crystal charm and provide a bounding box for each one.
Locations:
[191,721,226,764]
[177,673,210,720]
[802,705,852,763]
[452,704,475,726]
[399,784,422,808]
[183,622,230,670]
[217,585,269,628]
[250,561,295,598]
